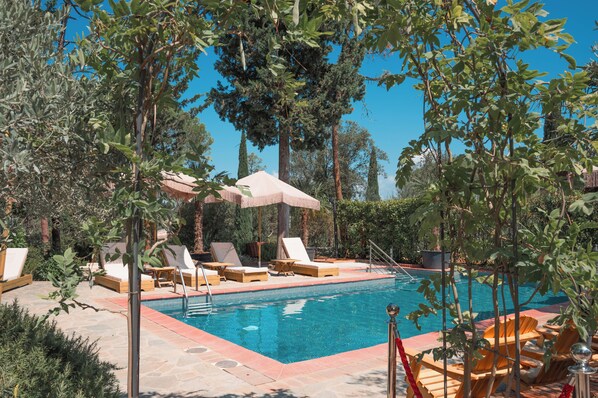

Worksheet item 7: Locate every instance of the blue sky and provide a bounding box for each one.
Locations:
[67,1,597,198]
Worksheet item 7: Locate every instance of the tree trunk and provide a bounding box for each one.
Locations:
[41,217,50,253]
[277,128,290,259]
[194,200,204,253]
[300,209,309,247]
[332,123,343,201]
[127,55,147,398]
[51,217,61,254]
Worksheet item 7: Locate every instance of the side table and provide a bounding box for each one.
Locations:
[269,259,297,276]
[202,262,234,281]
[146,266,175,288]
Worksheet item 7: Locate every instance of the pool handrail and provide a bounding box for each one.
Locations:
[368,240,416,282]
[174,262,213,317]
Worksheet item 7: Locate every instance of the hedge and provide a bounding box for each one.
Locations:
[337,198,424,263]
[0,301,120,398]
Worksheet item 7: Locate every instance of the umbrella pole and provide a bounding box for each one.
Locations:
[258,207,262,267]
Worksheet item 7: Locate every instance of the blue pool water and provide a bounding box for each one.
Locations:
[144,272,567,364]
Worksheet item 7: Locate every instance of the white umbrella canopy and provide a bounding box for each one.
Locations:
[160,171,199,202]
[205,171,320,265]
[204,170,320,210]
[161,171,245,204]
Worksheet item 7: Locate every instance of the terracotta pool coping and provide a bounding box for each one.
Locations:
[106,274,569,381]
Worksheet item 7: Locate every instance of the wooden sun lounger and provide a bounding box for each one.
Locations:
[291,263,339,277]
[94,274,155,294]
[172,270,220,287]
[406,316,540,398]
[0,248,33,294]
[282,238,340,277]
[223,267,269,283]
[165,245,221,287]
[94,243,155,293]
[0,274,33,294]
[210,242,269,283]
[521,322,588,385]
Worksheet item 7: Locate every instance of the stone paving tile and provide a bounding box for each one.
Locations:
[225,365,275,385]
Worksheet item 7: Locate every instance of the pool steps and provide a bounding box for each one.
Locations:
[368,240,417,283]
[176,265,214,317]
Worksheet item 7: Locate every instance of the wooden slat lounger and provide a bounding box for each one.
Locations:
[0,248,33,294]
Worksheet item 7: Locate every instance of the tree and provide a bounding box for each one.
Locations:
[398,153,443,199]
[74,2,345,395]
[318,26,366,201]
[233,132,253,251]
[0,0,109,270]
[292,122,387,201]
[211,10,366,256]
[77,1,221,396]
[155,106,213,253]
[370,1,596,396]
[365,147,381,201]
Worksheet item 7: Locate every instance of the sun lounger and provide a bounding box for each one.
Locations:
[521,322,584,385]
[0,248,33,293]
[94,242,154,293]
[405,315,540,398]
[164,245,220,287]
[210,242,269,283]
[282,237,339,277]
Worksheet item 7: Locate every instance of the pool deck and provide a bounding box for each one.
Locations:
[2,265,569,397]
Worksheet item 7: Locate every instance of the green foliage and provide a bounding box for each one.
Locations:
[25,247,57,281]
[291,121,388,200]
[398,154,440,199]
[365,147,380,201]
[46,248,86,317]
[201,203,236,249]
[259,242,278,262]
[211,11,331,152]
[75,0,227,273]
[337,198,423,262]
[519,194,598,339]
[0,301,120,398]
[366,0,597,389]
[234,132,254,252]
[0,0,111,248]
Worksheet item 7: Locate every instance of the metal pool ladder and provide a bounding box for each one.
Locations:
[175,263,213,317]
[368,240,417,283]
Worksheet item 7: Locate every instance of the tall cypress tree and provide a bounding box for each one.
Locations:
[365,147,381,201]
[234,132,253,252]
[211,13,335,257]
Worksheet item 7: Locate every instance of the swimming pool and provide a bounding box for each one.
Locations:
[144,272,567,364]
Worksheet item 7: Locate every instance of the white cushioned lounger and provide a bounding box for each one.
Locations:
[210,242,269,283]
[1,248,33,292]
[94,242,154,293]
[282,238,339,277]
[165,245,220,286]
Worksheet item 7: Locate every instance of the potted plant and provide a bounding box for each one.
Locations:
[421,227,450,270]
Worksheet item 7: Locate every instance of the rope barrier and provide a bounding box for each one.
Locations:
[395,337,423,398]
[558,383,574,398]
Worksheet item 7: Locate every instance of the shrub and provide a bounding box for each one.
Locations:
[0,301,120,398]
[22,246,53,280]
[260,242,278,262]
[337,198,424,263]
